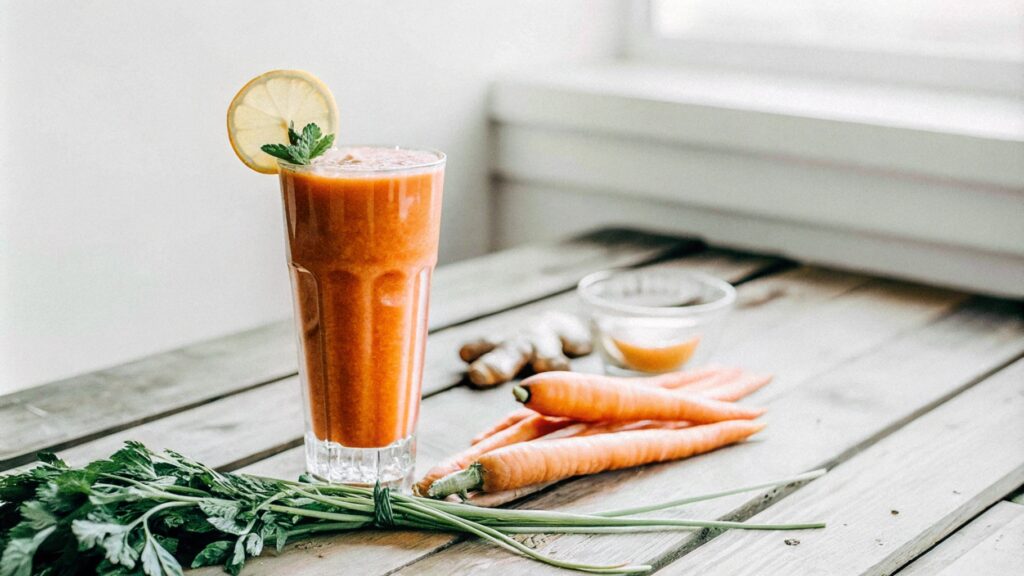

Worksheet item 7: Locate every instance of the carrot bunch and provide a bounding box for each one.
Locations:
[417,366,772,501]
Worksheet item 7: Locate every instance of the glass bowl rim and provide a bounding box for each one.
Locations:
[577,268,737,318]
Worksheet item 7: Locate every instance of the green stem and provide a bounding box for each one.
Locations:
[427,464,484,498]
[289,486,376,514]
[492,525,697,534]
[390,492,823,531]
[595,468,828,517]
[396,499,650,574]
[512,385,531,404]
[128,501,193,531]
[267,504,370,524]
[283,521,371,539]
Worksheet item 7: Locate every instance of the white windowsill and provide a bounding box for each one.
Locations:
[489,61,1024,296]
[492,62,1023,188]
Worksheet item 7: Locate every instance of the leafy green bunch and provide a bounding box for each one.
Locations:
[0,442,314,576]
[1,442,826,576]
[260,123,334,165]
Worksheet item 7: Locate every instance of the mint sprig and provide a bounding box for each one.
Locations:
[261,123,334,165]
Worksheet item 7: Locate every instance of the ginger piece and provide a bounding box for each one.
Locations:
[459,336,501,363]
[463,312,591,387]
[541,311,592,357]
[525,326,571,373]
[467,335,532,386]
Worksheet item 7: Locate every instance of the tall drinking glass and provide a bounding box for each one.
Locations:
[277,146,445,490]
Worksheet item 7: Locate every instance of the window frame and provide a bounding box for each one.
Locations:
[626,0,1022,96]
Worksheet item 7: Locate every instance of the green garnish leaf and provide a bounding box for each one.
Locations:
[260,122,334,165]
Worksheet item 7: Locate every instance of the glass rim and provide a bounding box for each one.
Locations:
[277,145,446,175]
[577,268,737,317]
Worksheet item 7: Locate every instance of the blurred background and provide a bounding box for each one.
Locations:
[1,0,1022,394]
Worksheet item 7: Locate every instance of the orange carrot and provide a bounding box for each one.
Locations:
[419,369,769,495]
[703,373,772,402]
[673,367,744,392]
[574,419,692,437]
[414,413,571,495]
[470,408,535,444]
[643,366,730,389]
[514,372,765,423]
[468,367,728,446]
[539,372,768,440]
[428,420,765,497]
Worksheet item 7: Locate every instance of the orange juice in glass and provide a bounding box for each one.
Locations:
[279,146,444,490]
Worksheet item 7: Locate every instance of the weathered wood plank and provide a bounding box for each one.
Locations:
[0,322,297,470]
[390,297,1021,576]
[16,251,774,480]
[663,359,1024,576]
[223,272,978,575]
[929,504,1024,576]
[0,228,691,470]
[428,228,701,327]
[897,501,1024,576]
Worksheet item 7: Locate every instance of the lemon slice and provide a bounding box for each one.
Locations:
[227,70,339,174]
[612,336,700,373]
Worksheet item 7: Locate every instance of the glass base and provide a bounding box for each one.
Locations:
[304,432,416,492]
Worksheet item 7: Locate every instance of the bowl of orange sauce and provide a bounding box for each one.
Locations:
[577,267,736,375]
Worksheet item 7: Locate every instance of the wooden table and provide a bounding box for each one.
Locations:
[3,229,1022,575]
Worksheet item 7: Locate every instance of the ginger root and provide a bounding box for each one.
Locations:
[461,312,592,387]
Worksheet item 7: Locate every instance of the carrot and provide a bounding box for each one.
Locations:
[428,420,766,497]
[643,366,731,389]
[514,372,765,423]
[470,408,535,445]
[575,419,692,437]
[468,367,729,446]
[673,367,744,392]
[703,373,772,402]
[414,413,571,495]
[539,372,769,440]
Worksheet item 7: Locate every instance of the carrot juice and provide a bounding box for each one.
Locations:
[278,146,444,489]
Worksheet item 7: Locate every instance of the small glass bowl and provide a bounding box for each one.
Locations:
[577,268,736,376]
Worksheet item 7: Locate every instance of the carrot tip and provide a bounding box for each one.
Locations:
[512,385,530,404]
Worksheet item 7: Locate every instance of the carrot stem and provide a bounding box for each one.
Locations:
[428,463,484,498]
[512,385,530,403]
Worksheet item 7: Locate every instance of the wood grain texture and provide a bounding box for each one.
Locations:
[224,270,975,575]
[0,322,297,470]
[390,297,1022,576]
[0,228,690,470]
[663,359,1024,576]
[428,228,700,327]
[897,501,1024,576]
[930,504,1024,576]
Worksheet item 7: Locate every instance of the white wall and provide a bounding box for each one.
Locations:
[0,1,624,394]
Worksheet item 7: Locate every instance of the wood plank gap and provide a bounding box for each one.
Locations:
[640,351,1024,573]
[0,370,299,471]
[424,238,707,335]
[658,359,1024,576]
[817,346,1024,471]
[895,500,1024,575]
[724,254,798,287]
